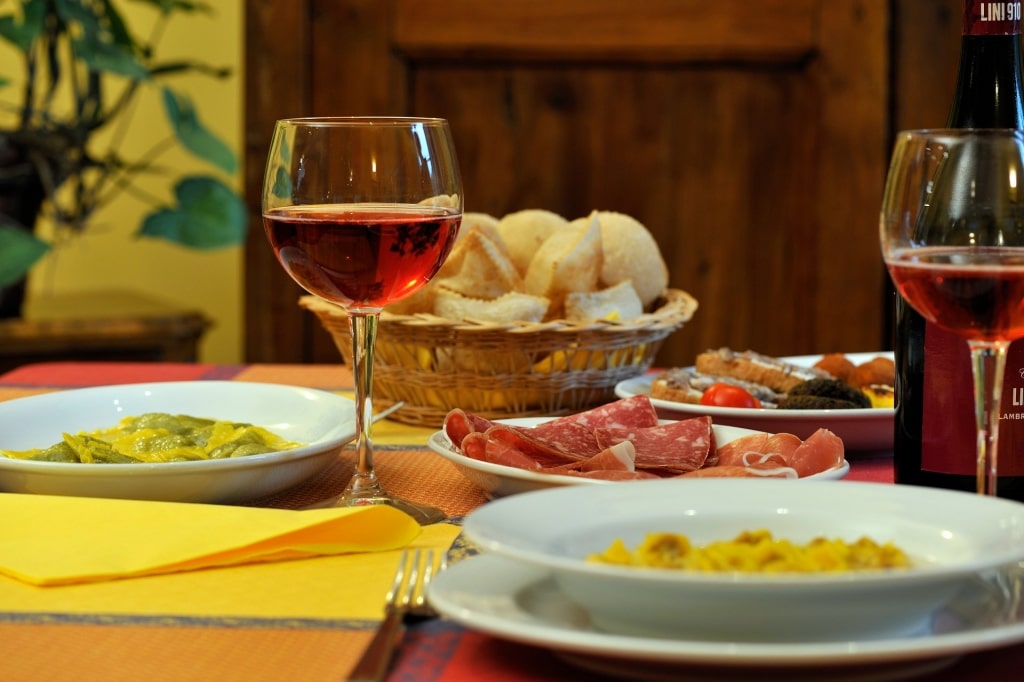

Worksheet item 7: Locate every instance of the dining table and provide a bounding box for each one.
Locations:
[0,360,1022,682]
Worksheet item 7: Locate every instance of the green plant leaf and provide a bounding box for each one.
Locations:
[129,0,215,16]
[0,0,46,52]
[162,87,237,173]
[139,175,248,249]
[72,34,150,80]
[0,225,49,287]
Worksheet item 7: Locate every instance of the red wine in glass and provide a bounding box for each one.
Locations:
[886,246,1024,342]
[264,204,460,310]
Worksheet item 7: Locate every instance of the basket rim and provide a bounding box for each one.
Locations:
[299,288,698,335]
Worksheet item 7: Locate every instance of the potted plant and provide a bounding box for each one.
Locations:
[0,0,246,318]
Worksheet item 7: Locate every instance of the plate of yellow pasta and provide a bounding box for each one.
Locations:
[459,478,1024,643]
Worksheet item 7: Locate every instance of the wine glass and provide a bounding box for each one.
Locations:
[880,128,1024,497]
[261,117,462,523]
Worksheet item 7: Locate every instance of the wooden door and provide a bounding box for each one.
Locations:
[244,0,960,369]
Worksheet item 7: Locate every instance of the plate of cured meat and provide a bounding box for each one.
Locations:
[428,395,849,498]
[615,351,895,452]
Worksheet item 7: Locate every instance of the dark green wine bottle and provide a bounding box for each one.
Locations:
[894,0,1024,498]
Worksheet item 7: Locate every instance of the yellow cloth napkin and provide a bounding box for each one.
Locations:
[0,493,422,586]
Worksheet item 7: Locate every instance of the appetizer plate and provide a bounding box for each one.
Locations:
[460,479,1024,643]
[427,418,849,498]
[615,352,895,451]
[0,381,356,504]
[428,553,1024,682]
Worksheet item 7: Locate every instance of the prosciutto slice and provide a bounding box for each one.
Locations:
[716,432,801,468]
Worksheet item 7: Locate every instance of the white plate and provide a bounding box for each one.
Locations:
[0,382,356,504]
[615,352,895,451]
[461,479,1024,642]
[427,418,849,498]
[428,553,1024,682]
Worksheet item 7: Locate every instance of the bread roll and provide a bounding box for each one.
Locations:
[434,228,523,299]
[497,209,568,275]
[590,211,669,308]
[524,211,603,317]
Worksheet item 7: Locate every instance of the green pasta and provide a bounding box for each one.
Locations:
[0,413,304,464]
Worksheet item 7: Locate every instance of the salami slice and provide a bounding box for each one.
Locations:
[458,432,489,461]
[484,425,586,467]
[513,420,603,459]
[442,409,495,447]
[546,394,659,431]
[595,416,714,473]
[484,437,542,470]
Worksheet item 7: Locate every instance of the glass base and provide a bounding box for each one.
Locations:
[303,492,446,525]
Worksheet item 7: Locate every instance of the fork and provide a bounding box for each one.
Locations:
[349,548,443,682]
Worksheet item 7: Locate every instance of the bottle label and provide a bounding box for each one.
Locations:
[922,320,1024,475]
[964,1,1023,35]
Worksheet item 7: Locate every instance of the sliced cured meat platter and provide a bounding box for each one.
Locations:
[429,396,850,498]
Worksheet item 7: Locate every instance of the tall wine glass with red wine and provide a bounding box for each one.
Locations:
[262,117,462,523]
[881,129,1024,497]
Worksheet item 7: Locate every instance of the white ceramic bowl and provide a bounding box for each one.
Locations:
[428,419,849,498]
[462,479,1024,643]
[0,382,356,504]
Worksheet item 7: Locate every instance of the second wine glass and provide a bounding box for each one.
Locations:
[262,117,463,523]
[880,128,1024,497]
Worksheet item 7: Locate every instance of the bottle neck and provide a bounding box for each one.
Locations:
[948,2,1024,129]
[962,0,1021,37]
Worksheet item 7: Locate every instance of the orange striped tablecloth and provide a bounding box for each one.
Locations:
[1,362,1022,682]
[0,362,489,682]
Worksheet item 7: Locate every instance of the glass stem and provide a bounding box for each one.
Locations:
[968,341,1008,496]
[343,311,385,501]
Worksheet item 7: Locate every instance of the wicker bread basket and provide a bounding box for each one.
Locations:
[300,288,698,427]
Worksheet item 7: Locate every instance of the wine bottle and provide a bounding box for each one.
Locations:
[894,0,1024,498]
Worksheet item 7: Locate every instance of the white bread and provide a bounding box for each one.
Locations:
[434,289,549,323]
[524,211,603,318]
[434,228,523,300]
[497,209,569,275]
[565,279,643,322]
[590,211,669,308]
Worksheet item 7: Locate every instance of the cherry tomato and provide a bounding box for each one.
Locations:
[699,383,762,409]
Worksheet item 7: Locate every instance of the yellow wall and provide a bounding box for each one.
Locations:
[16,2,244,363]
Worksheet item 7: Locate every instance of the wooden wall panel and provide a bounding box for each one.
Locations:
[244,0,312,362]
[243,0,962,370]
[393,0,817,63]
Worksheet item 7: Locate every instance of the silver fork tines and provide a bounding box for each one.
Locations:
[349,549,443,682]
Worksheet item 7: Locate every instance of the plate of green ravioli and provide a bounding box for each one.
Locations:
[0,382,356,504]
